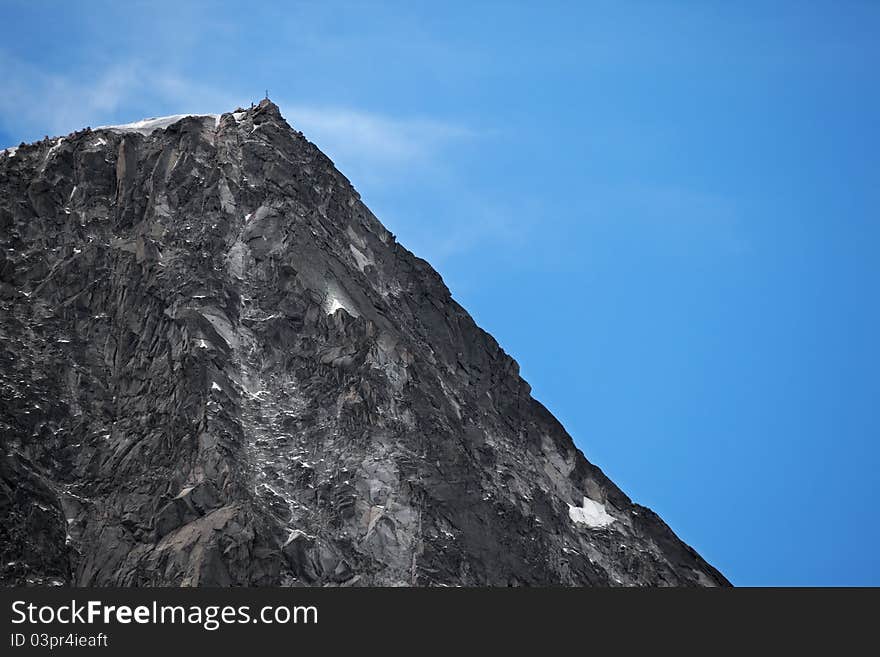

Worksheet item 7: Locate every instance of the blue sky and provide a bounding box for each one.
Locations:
[2,1,878,585]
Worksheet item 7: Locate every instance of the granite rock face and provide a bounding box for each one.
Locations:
[0,101,729,586]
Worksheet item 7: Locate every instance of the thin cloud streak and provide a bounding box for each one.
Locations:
[0,54,138,139]
[0,53,238,143]
[0,52,474,187]
[280,103,474,182]
[0,53,499,264]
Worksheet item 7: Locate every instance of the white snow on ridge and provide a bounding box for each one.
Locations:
[568,497,615,529]
[46,137,64,158]
[326,297,346,314]
[96,113,220,136]
[3,112,223,156]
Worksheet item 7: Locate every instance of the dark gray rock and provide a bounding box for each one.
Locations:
[0,101,729,586]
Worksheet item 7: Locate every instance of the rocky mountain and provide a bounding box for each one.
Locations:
[0,100,729,586]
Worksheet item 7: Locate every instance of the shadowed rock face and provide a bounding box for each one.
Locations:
[0,100,729,586]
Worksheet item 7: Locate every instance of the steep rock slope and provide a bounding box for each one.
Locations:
[0,100,729,586]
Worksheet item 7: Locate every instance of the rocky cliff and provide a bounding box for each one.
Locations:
[0,100,729,586]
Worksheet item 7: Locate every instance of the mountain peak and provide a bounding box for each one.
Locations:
[256,97,281,114]
[0,105,728,587]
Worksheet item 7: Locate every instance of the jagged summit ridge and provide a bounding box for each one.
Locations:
[0,100,728,586]
[95,113,222,136]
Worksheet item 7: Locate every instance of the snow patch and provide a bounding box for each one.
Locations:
[45,137,64,160]
[322,283,358,317]
[247,312,281,322]
[326,297,346,314]
[211,381,222,391]
[568,497,615,529]
[96,114,220,136]
[1,146,18,158]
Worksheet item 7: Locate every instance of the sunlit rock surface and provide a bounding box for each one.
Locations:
[0,101,729,586]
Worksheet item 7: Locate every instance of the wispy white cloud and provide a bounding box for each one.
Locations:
[0,53,239,143]
[0,54,135,140]
[0,52,473,187]
[0,52,497,262]
[382,193,534,264]
[279,103,473,183]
